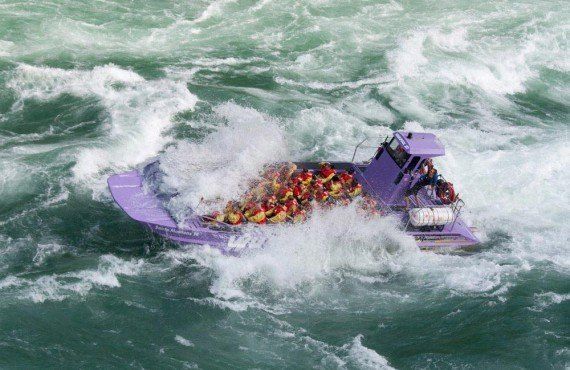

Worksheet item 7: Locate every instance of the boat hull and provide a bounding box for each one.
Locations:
[108,166,478,252]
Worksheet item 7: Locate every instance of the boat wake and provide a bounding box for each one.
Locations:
[162,203,515,316]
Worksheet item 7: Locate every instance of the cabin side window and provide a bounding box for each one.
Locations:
[406,156,421,173]
[386,138,410,168]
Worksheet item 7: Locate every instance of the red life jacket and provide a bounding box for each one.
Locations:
[263,202,276,217]
[296,188,310,203]
[247,207,267,224]
[339,172,353,185]
[319,167,335,183]
[285,199,298,214]
[315,189,329,202]
[278,187,293,202]
[293,184,303,198]
[298,171,313,185]
[269,205,288,223]
[311,179,323,192]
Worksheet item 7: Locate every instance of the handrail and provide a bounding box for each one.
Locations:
[351,136,388,163]
[351,138,368,162]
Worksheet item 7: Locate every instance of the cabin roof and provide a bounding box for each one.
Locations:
[394,131,445,157]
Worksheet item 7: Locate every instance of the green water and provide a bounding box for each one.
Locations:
[0,0,568,368]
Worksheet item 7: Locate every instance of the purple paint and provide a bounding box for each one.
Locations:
[108,131,479,252]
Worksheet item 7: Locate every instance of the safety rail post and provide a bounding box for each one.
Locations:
[350,135,388,163]
[449,199,464,230]
[351,138,368,163]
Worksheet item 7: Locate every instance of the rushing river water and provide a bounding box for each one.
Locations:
[0,0,568,368]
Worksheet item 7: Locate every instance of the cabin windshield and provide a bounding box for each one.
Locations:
[386,138,410,168]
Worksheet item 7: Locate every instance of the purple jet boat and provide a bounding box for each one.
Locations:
[108,131,479,253]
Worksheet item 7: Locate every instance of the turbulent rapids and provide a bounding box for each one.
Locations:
[1,0,568,367]
[108,131,478,252]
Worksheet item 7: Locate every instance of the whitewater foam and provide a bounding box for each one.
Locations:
[287,106,389,160]
[0,254,144,303]
[175,335,194,347]
[8,64,198,198]
[159,102,288,218]
[158,205,415,313]
[344,334,394,370]
[531,292,570,312]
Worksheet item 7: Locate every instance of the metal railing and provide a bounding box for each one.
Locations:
[351,136,388,163]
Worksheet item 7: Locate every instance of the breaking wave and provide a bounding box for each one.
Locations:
[8,64,198,198]
[0,255,144,304]
[159,102,288,217]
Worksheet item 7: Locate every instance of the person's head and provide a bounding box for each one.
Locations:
[319,161,330,169]
[428,168,436,177]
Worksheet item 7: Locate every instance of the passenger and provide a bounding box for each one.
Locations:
[246,204,267,224]
[318,162,336,183]
[251,180,269,201]
[268,203,288,223]
[271,173,282,194]
[339,168,354,187]
[326,176,343,199]
[404,168,438,208]
[310,177,323,190]
[226,208,244,225]
[239,192,255,210]
[347,179,362,198]
[241,200,256,216]
[314,187,329,203]
[291,208,307,223]
[224,202,244,225]
[297,168,313,186]
[293,181,304,199]
[294,182,311,204]
[285,198,298,216]
[281,163,297,182]
[208,211,226,224]
[419,158,434,175]
[277,182,294,203]
[263,195,278,217]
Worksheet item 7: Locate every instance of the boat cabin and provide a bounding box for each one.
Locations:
[354,132,445,206]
